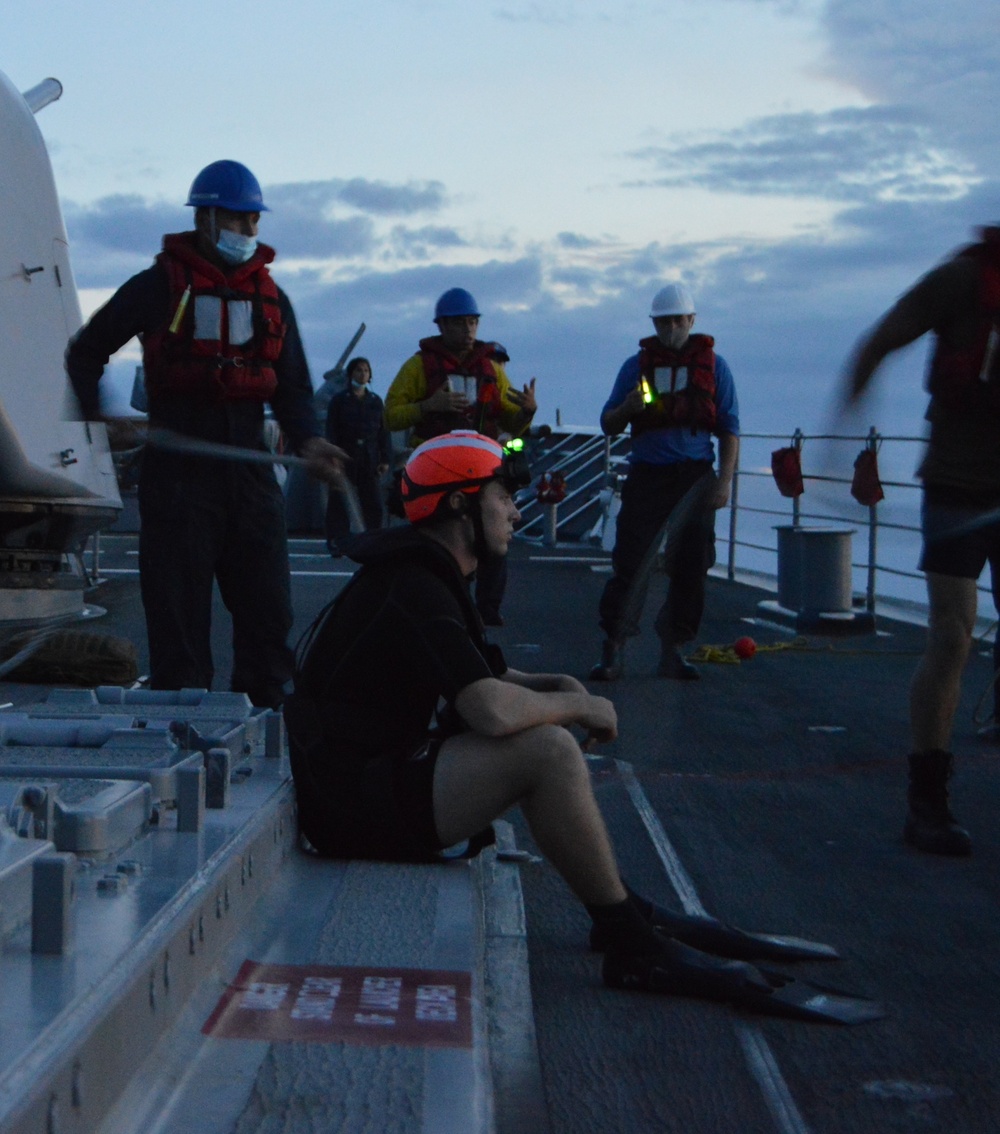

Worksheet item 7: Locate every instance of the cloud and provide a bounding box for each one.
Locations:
[389,225,468,259]
[629,106,978,203]
[556,231,604,249]
[336,178,447,216]
[821,0,1000,175]
[289,256,544,328]
[267,213,377,259]
[265,178,447,217]
[65,195,186,253]
[492,1,600,25]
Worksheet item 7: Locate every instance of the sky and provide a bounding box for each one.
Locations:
[6,0,998,453]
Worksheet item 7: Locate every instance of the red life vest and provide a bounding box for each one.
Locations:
[416,337,503,440]
[142,232,287,403]
[631,333,717,435]
[927,227,1000,414]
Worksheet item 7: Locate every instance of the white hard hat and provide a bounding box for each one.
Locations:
[650,283,696,318]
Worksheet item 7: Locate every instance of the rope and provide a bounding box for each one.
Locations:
[687,639,810,664]
[687,637,923,664]
[691,619,1000,735]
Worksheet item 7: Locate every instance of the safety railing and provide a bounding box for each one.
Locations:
[724,427,934,613]
[522,423,993,612]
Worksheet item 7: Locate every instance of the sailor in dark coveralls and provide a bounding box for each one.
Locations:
[65,160,344,707]
[324,356,391,556]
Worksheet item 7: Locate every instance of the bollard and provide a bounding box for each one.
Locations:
[204,747,231,810]
[176,765,205,833]
[264,710,285,759]
[32,853,76,955]
[543,503,558,547]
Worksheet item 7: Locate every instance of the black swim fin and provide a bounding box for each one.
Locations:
[602,936,884,1025]
[746,967,886,1025]
[649,910,840,963]
[591,908,839,962]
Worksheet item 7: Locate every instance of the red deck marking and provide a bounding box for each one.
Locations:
[202,961,473,1048]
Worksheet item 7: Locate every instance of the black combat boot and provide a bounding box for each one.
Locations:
[589,639,624,681]
[904,750,972,856]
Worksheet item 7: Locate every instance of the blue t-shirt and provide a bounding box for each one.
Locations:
[602,349,740,465]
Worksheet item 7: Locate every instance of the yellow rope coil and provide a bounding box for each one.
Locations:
[688,639,809,664]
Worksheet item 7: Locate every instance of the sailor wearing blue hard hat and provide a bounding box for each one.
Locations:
[184,159,271,268]
[385,287,537,446]
[66,160,345,707]
[384,287,539,624]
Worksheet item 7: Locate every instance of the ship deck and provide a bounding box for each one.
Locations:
[2,531,998,1133]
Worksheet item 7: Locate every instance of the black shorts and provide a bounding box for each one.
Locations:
[292,734,445,862]
[919,485,1000,580]
[345,736,447,861]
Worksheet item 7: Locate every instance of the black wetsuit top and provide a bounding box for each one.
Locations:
[287,527,504,858]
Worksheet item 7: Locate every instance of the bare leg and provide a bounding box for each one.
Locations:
[910,573,977,751]
[432,724,627,906]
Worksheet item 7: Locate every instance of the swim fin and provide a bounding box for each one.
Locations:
[602,936,884,1024]
[648,910,840,963]
[591,907,839,962]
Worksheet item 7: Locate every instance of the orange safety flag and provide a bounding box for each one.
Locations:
[771,447,804,498]
[851,449,885,506]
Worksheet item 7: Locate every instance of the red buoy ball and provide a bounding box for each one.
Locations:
[734,636,757,660]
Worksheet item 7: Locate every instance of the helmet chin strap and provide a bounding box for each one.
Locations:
[470,496,490,562]
[456,493,491,562]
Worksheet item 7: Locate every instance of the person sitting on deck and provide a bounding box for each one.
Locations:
[284,430,771,996]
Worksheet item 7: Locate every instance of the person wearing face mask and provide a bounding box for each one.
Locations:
[589,283,740,682]
[66,160,344,707]
[323,357,391,556]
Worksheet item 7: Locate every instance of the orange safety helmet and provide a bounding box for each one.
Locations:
[401,431,507,523]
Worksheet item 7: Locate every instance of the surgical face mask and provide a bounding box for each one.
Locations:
[652,315,693,352]
[661,328,689,351]
[216,228,258,265]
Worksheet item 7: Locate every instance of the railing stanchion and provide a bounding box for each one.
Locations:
[791,427,804,528]
[727,451,740,581]
[866,426,880,614]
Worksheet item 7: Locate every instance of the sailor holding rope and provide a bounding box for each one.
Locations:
[65,160,344,708]
[589,284,740,682]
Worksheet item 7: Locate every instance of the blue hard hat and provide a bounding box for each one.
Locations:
[186,160,270,212]
[434,288,480,320]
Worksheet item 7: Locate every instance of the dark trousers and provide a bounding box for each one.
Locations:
[138,453,294,708]
[598,461,716,644]
[326,465,384,546]
[990,561,1000,718]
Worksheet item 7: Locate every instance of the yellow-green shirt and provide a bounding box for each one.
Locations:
[384,351,527,442]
